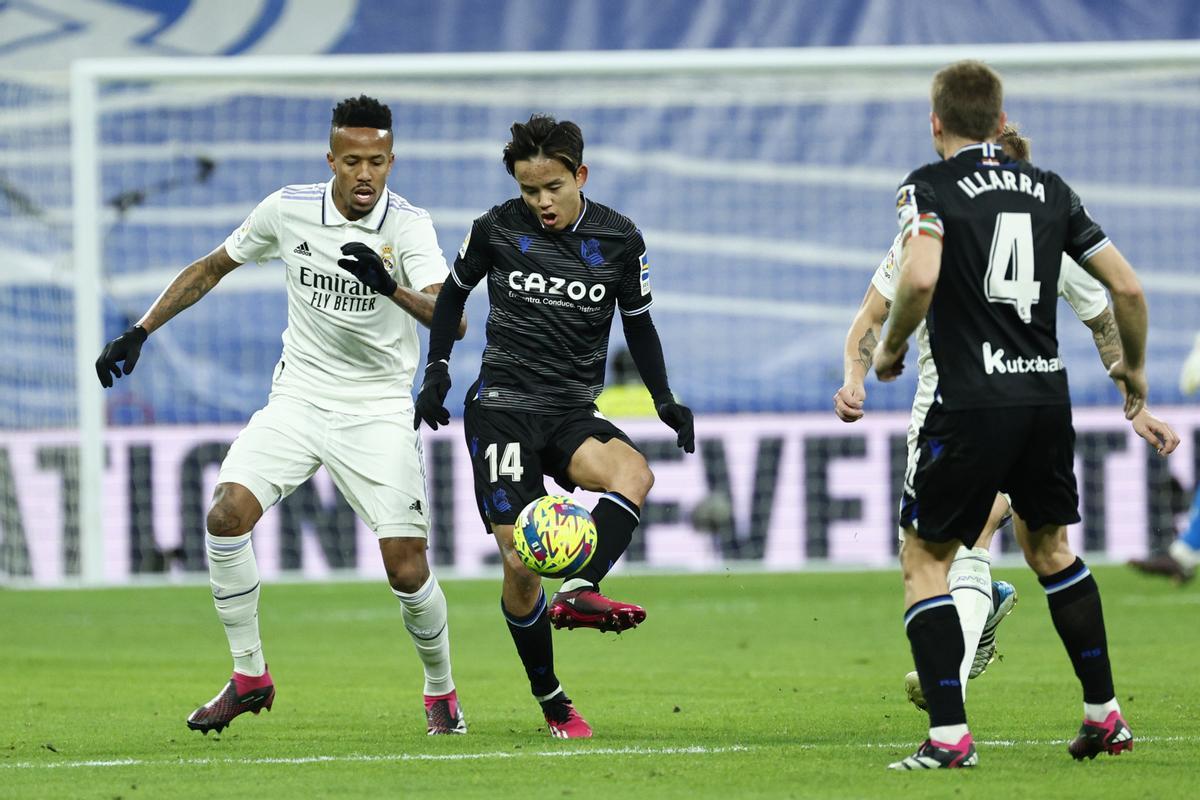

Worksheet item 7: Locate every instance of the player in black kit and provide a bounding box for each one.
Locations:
[414,114,694,738]
[871,61,1149,770]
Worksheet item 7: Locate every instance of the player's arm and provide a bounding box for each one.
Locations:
[96,245,242,387]
[874,235,941,382]
[413,219,490,430]
[835,283,890,422]
[1078,244,1148,418]
[620,310,694,453]
[1082,307,1178,454]
[387,282,467,339]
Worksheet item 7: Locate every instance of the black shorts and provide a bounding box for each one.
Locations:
[463,393,637,531]
[898,402,1080,546]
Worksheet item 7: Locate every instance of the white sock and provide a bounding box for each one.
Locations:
[1084,698,1121,722]
[929,723,970,744]
[206,532,265,677]
[393,574,454,696]
[560,578,593,593]
[948,545,993,698]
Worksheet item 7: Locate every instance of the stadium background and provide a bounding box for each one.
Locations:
[2,0,1199,585]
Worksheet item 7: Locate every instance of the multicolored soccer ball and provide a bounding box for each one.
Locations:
[513,495,597,578]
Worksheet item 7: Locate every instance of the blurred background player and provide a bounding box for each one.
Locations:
[1129,334,1200,582]
[95,95,469,736]
[872,61,1150,769]
[413,114,694,738]
[835,124,1179,711]
[596,347,658,418]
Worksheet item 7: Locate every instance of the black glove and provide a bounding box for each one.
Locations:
[338,242,398,296]
[95,325,148,388]
[655,398,695,454]
[414,361,452,430]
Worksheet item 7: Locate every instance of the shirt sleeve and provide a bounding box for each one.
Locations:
[394,212,450,291]
[895,171,944,242]
[223,191,281,264]
[1062,181,1111,264]
[1057,254,1109,322]
[617,228,653,317]
[869,234,903,303]
[448,216,492,289]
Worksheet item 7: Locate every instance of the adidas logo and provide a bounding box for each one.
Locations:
[293,241,312,256]
[408,499,423,514]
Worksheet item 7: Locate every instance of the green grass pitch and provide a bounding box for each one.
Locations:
[1,566,1195,799]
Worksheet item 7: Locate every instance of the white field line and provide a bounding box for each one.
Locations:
[4,736,1197,770]
[0,745,751,770]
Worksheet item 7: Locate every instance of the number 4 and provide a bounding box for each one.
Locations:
[985,211,1040,323]
[484,442,524,482]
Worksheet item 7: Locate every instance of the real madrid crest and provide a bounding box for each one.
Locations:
[381,245,395,270]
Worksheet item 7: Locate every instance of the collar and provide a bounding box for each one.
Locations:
[322,178,390,231]
[951,142,1004,159]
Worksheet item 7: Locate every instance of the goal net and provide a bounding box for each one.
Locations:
[4,44,1199,585]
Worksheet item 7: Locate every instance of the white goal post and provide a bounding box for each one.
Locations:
[52,40,1200,585]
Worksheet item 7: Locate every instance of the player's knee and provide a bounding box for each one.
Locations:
[206,501,251,537]
[385,560,430,594]
[617,459,654,504]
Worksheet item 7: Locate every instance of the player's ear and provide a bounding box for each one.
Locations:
[575,164,588,189]
[929,111,941,138]
[994,111,1008,139]
[327,151,335,173]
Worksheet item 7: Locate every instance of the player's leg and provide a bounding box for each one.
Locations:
[464,400,590,736]
[188,397,322,734]
[1009,403,1130,759]
[1016,518,1131,758]
[548,419,653,631]
[953,493,1017,687]
[889,405,1008,769]
[324,411,462,734]
[904,492,1014,710]
[1133,486,1200,581]
[493,521,591,738]
[1170,487,1200,574]
[892,531,977,769]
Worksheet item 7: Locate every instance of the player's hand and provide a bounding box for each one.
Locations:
[655,400,695,454]
[871,340,908,382]
[833,382,866,422]
[1107,359,1148,419]
[1131,407,1179,456]
[338,242,399,296]
[95,325,148,388]
[413,361,452,430]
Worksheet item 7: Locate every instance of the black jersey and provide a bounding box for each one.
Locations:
[450,196,653,413]
[896,142,1110,410]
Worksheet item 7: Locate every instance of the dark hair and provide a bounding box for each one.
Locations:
[931,60,1004,141]
[502,114,584,176]
[997,122,1030,160]
[330,95,392,145]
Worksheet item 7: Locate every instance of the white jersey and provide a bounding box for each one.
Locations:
[224,179,449,416]
[871,233,1108,442]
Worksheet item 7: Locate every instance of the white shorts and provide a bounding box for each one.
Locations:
[217,394,429,538]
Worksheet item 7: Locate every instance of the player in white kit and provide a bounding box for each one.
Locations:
[834,125,1177,712]
[95,95,470,736]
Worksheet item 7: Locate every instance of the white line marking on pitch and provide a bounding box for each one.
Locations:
[0,745,752,770]
[5,736,1197,770]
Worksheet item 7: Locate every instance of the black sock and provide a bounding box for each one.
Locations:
[573,492,641,588]
[502,589,559,698]
[905,596,967,729]
[1038,557,1114,703]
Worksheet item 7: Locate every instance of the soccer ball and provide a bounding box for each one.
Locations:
[513,495,597,578]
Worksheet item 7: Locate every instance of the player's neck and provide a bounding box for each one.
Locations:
[939,135,989,160]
